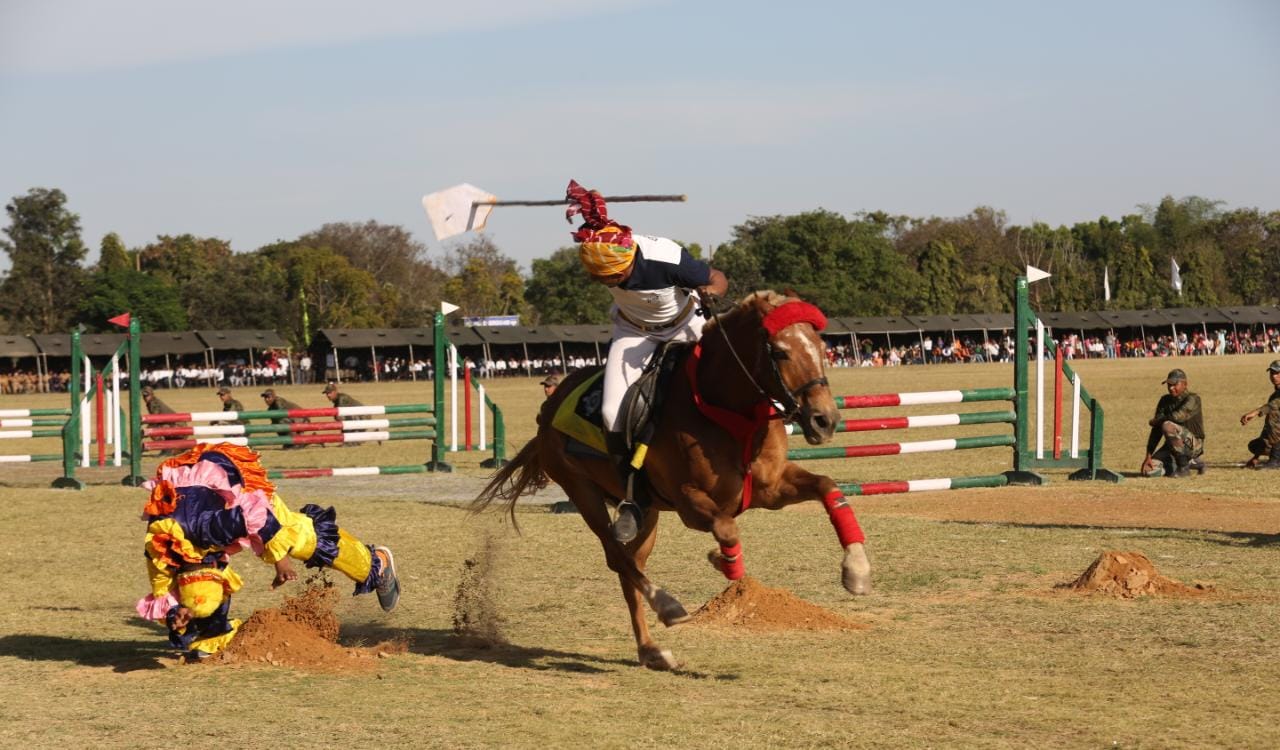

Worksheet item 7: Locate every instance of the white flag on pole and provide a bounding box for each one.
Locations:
[422,184,497,242]
[1103,266,1111,302]
[1170,257,1183,296]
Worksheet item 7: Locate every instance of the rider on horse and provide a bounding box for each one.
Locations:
[567,179,729,543]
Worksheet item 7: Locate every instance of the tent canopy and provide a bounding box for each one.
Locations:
[1218,306,1280,325]
[837,316,920,334]
[315,328,412,348]
[0,336,39,357]
[547,324,612,344]
[140,331,206,357]
[473,325,562,345]
[196,330,289,350]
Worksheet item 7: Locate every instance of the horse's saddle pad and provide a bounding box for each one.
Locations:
[550,371,608,455]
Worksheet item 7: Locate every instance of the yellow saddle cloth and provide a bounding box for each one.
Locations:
[550,370,608,454]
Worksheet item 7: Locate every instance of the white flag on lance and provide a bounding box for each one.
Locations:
[1170,257,1183,295]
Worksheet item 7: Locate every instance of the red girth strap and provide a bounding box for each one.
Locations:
[686,343,778,515]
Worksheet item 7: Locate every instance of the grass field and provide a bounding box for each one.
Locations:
[1,353,1278,748]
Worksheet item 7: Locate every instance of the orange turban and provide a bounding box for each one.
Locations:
[566,179,635,276]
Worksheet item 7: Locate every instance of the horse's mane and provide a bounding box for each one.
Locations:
[703,290,795,334]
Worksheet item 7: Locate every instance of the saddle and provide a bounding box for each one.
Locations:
[551,341,691,464]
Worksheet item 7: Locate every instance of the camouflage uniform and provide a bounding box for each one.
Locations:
[1246,387,1280,465]
[324,385,369,447]
[261,390,308,449]
[143,388,182,455]
[1145,390,1205,477]
[215,387,246,426]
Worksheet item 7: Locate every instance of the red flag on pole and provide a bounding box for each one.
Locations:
[107,312,131,328]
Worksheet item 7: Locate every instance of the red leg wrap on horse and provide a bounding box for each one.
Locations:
[822,489,865,546]
[719,542,745,580]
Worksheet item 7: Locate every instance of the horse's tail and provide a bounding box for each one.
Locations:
[469,435,548,529]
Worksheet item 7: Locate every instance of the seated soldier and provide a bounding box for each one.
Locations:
[1141,369,1206,478]
[1240,360,1280,469]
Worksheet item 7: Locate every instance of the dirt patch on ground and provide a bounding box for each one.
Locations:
[451,532,509,647]
[811,485,1280,535]
[1059,550,1213,598]
[211,579,404,672]
[690,576,867,632]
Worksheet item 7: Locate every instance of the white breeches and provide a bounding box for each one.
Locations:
[601,313,705,432]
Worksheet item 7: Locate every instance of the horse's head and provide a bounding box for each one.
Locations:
[707,291,840,445]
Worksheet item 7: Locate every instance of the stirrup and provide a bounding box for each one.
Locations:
[612,499,642,544]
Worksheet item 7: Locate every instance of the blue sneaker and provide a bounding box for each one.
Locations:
[374,546,400,612]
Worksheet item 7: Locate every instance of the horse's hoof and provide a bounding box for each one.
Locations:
[639,645,679,671]
[650,587,691,627]
[842,543,872,596]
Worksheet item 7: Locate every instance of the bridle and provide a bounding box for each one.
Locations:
[704,299,829,422]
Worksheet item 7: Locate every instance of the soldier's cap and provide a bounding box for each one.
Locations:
[141,385,154,396]
[1267,360,1280,373]
[216,386,231,395]
[260,388,276,398]
[322,382,338,394]
[1162,368,1187,385]
[540,373,561,387]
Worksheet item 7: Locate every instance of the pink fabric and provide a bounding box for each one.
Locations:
[135,593,178,621]
[234,489,272,535]
[145,460,237,506]
[143,460,273,554]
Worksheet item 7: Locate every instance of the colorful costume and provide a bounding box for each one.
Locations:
[136,443,400,658]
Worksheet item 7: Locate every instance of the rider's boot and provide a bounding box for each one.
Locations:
[605,431,642,543]
[1260,446,1280,470]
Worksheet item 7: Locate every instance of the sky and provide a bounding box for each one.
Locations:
[1,0,1278,274]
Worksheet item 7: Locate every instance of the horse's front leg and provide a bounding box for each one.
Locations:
[766,462,871,596]
[677,484,748,582]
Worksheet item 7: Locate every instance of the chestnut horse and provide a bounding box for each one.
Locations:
[472,291,871,669]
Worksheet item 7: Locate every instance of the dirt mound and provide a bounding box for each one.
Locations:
[212,579,404,671]
[1062,551,1213,598]
[691,576,867,632]
[451,532,508,647]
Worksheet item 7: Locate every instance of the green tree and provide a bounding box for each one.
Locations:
[75,269,188,331]
[137,234,234,323]
[441,236,527,320]
[709,240,765,303]
[917,239,961,314]
[720,210,919,316]
[184,251,291,332]
[97,232,132,272]
[299,221,447,327]
[524,246,611,324]
[280,245,386,333]
[0,188,89,333]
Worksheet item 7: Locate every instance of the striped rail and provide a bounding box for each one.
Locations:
[788,385,1032,497]
[2,409,70,465]
[140,402,444,478]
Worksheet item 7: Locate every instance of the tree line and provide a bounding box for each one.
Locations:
[3,188,1277,346]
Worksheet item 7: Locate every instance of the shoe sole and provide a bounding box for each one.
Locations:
[374,545,400,613]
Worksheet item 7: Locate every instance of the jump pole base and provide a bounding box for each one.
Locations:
[425,460,453,473]
[1068,467,1123,483]
[1002,470,1045,486]
[549,501,578,514]
[480,457,508,469]
[120,474,147,487]
[50,477,85,490]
